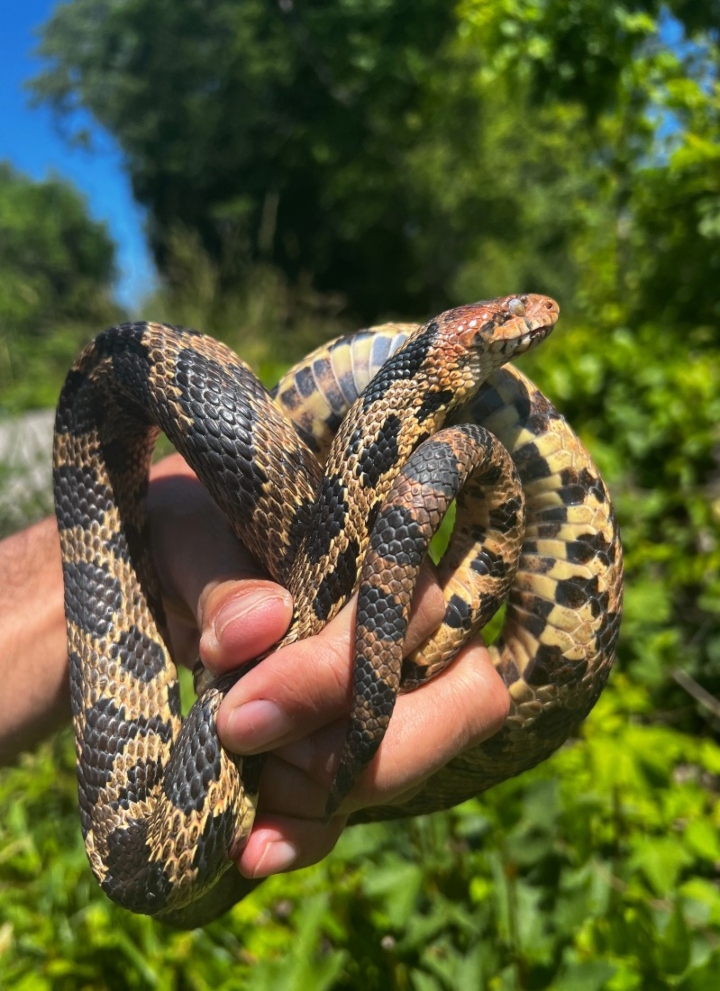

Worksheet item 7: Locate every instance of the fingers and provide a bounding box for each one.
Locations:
[199,580,293,669]
[265,639,508,815]
[236,813,346,879]
[146,452,510,884]
[213,564,445,752]
[233,639,508,878]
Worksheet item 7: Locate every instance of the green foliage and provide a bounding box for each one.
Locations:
[30,0,720,328]
[0,163,121,411]
[31,0,461,318]
[1,0,719,986]
[2,691,719,989]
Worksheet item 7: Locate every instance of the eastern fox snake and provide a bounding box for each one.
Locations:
[53,294,622,927]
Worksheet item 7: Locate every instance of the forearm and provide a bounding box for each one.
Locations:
[0,516,69,763]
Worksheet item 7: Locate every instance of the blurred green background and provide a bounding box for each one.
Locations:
[1,1,720,988]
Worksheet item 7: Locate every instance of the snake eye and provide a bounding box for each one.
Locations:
[507,297,526,317]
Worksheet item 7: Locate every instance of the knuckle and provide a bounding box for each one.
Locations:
[271,634,351,718]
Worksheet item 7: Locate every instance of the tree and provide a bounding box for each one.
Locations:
[31,0,460,319]
[0,162,120,409]
[30,0,720,325]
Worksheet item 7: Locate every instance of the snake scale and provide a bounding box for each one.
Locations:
[53,293,623,927]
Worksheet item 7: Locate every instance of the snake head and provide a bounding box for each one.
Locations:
[441,293,560,370]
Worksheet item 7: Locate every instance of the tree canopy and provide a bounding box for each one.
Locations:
[30,0,719,323]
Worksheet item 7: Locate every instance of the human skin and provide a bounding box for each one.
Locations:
[0,453,510,879]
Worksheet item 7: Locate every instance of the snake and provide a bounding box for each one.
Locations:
[53,293,623,928]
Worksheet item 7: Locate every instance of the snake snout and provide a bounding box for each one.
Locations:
[524,293,560,326]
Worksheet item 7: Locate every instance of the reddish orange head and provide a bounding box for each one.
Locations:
[438,293,559,364]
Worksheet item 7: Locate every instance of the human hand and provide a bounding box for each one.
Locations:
[0,449,509,874]
[149,456,510,881]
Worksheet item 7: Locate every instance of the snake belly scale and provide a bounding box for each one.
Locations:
[53,293,622,926]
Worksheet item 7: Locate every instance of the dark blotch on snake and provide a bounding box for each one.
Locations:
[513,441,553,482]
[489,495,524,531]
[353,661,398,723]
[416,388,454,424]
[55,369,92,437]
[112,626,167,683]
[525,391,557,433]
[444,593,473,630]
[285,496,315,571]
[313,538,360,621]
[357,582,407,644]
[526,643,588,688]
[470,547,508,579]
[357,414,402,488]
[369,504,427,569]
[304,475,349,565]
[102,520,147,566]
[63,560,123,638]
[566,531,612,566]
[103,820,174,913]
[495,655,522,688]
[275,384,300,411]
[400,438,461,500]
[560,466,606,504]
[53,462,113,532]
[338,369,360,406]
[114,757,164,809]
[361,324,438,409]
[163,696,222,815]
[467,382,503,422]
[366,499,382,536]
[555,576,601,614]
[295,366,315,398]
[514,595,555,637]
[79,699,127,809]
[174,350,271,524]
[192,805,239,874]
[106,325,154,412]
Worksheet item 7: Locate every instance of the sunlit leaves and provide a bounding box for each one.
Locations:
[0,163,121,410]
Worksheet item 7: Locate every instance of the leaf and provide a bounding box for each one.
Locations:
[629,837,694,896]
[683,819,720,863]
[655,900,691,976]
[552,958,617,991]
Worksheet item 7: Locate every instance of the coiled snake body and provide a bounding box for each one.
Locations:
[53,294,622,927]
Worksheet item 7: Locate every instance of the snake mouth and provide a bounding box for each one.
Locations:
[512,324,554,356]
[492,324,553,359]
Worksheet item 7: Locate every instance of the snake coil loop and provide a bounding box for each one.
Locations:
[54,294,622,926]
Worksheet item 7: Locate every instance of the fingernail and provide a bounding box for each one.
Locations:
[251,840,298,878]
[203,588,289,654]
[226,699,290,753]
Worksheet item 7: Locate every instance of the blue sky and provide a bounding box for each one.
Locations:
[0,1,155,310]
